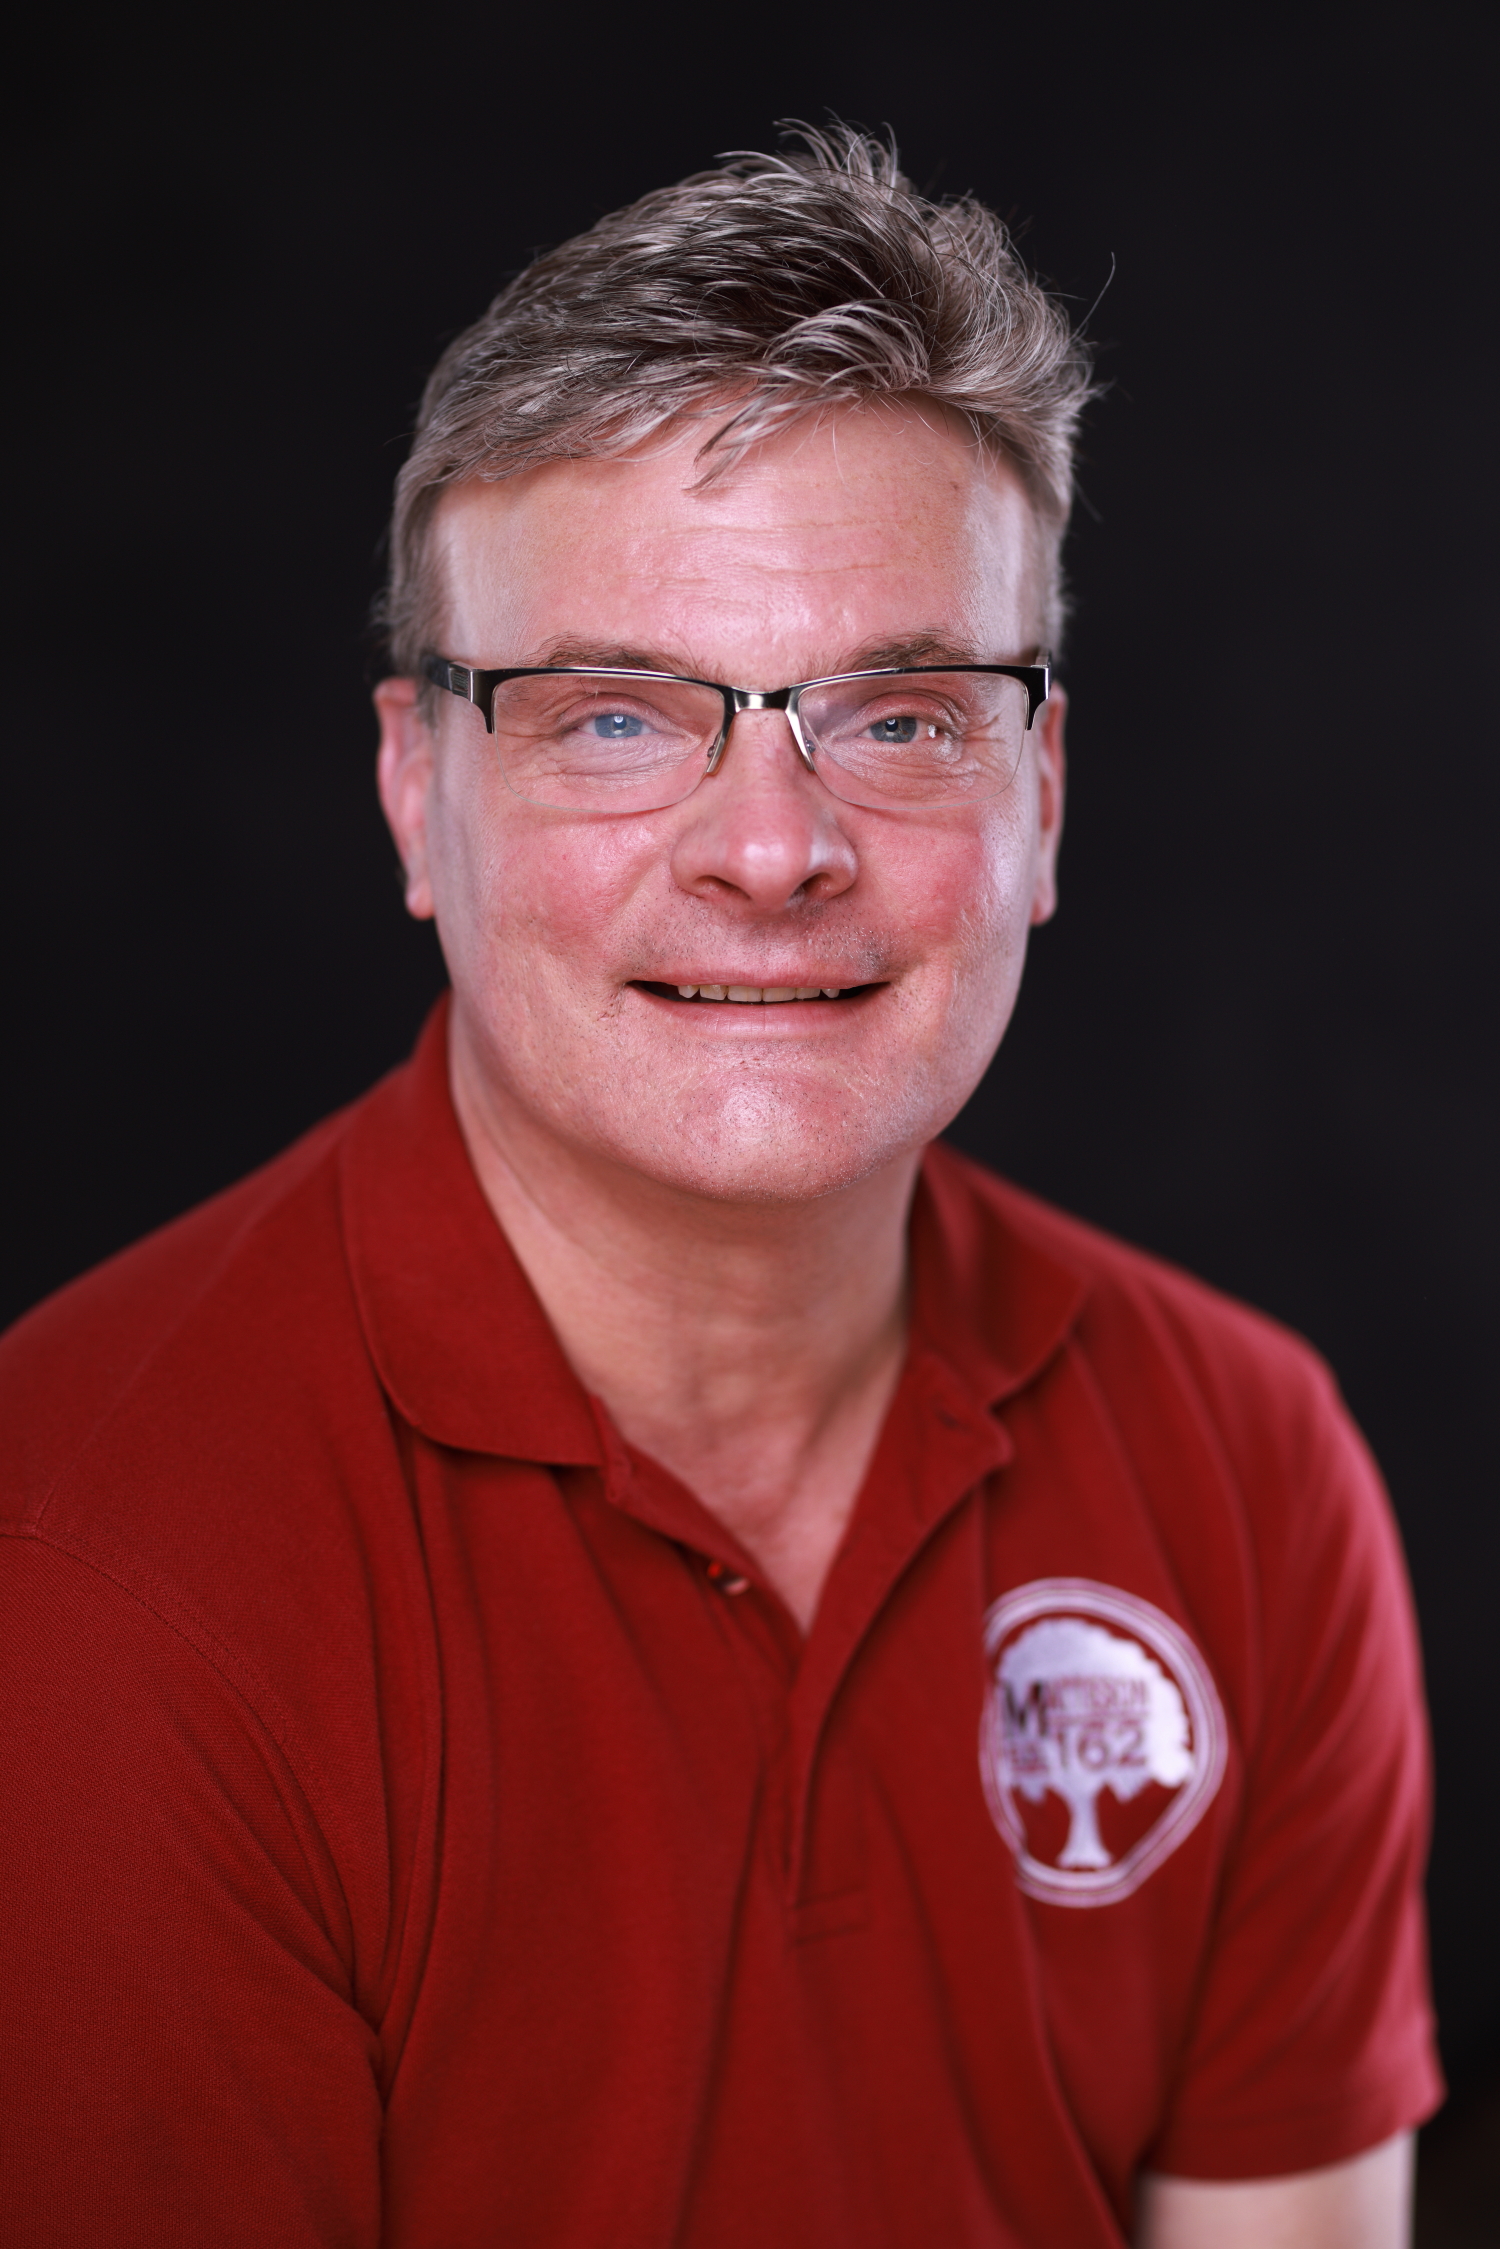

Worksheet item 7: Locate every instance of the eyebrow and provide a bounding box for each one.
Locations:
[531,631,991,680]
[840,632,988,671]
[534,639,688,673]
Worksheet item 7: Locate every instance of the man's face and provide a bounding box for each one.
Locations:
[377,401,1065,1205]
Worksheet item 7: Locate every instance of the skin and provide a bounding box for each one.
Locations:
[1136,2135,1414,2246]
[375,398,1412,2244]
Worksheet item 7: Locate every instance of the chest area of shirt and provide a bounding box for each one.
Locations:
[410,1346,1247,1959]
[382,1376,1242,2237]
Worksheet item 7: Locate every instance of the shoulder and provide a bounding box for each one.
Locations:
[927,1136,1346,1431]
[0,1066,431,1866]
[0,1099,363,1529]
[923,1141,1402,1620]
[0,1075,440,2006]
[927,1137,1333,1398]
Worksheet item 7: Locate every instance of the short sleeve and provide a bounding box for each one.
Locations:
[0,1533,384,2246]
[1150,1385,1443,2177]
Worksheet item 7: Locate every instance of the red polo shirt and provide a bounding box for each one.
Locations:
[0,1000,1440,2247]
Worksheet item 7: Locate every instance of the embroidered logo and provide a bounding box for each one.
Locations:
[980,1579,1227,1906]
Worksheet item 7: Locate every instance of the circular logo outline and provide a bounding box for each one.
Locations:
[980,1578,1227,1907]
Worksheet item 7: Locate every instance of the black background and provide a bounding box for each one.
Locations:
[8,0,1496,2204]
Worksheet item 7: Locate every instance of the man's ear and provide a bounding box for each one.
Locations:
[1028,683,1067,928]
[374,678,437,921]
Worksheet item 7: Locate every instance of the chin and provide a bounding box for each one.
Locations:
[586,1076,949,1207]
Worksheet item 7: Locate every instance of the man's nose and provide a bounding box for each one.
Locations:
[668,710,858,911]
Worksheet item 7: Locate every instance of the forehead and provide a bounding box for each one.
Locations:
[428,400,1043,673]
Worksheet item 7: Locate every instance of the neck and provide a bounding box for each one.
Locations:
[448,1017,919,1632]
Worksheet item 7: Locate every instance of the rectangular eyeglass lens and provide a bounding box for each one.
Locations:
[800,672,1030,801]
[490,674,723,806]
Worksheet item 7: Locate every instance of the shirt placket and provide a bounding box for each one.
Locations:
[592,1353,1014,1928]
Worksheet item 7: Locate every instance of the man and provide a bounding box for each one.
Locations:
[1,131,1439,2245]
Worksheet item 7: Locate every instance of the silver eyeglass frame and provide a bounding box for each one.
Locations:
[422,654,1051,783]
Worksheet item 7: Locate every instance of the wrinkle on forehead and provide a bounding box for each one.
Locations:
[430,401,1044,677]
[534,630,990,678]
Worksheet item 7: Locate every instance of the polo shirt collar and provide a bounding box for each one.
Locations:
[340,996,1088,1462]
[908,1141,1089,1414]
[341,997,602,1465]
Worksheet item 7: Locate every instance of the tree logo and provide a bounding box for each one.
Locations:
[980,1580,1227,1907]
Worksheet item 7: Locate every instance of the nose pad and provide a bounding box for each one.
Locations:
[706,696,817,782]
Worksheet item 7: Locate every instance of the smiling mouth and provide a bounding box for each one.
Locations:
[633,981,883,1005]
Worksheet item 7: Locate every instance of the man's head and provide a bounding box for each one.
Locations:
[382,129,1092,684]
[376,131,1092,1210]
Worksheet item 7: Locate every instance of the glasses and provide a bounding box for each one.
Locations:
[423,655,1051,814]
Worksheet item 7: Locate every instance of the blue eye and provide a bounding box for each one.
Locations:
[592,712,645,739]
[870,715,920,744]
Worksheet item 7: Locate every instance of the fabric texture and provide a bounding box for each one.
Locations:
[0,998,1441,2247]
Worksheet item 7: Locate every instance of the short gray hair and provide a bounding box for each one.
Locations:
[381,127,1095,674]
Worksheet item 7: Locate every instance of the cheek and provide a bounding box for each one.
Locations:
[429,753,648,991]
[925,828,1037,1121]
[893,809,1035,976]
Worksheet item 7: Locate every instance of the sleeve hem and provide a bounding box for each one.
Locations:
[1148,2054,1445,2181]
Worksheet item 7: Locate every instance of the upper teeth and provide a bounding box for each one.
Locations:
[675,984,841,1002]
